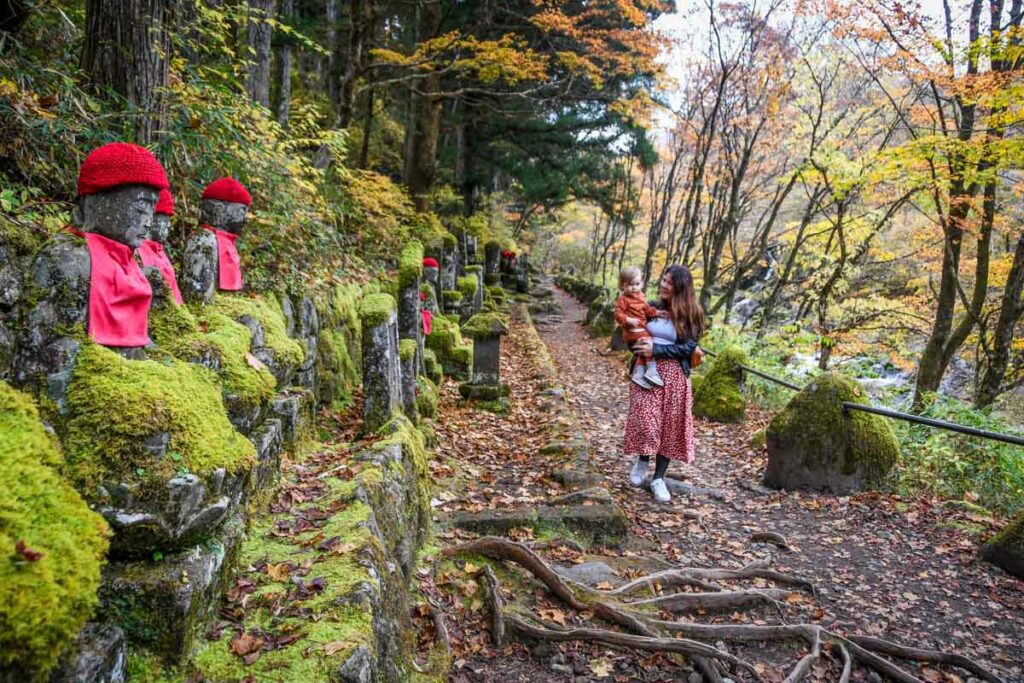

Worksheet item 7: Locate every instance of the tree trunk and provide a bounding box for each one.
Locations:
[81,0,171,144]
[975,231,1024,407]
[403,0,442,210]
[337,0,364,129]
[246,0,274,108]
[358,87,374,169]
[274,0,293,126]
[326,0,341,117]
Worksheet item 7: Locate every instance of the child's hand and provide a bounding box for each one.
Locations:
[654,310,670,319]
[625,317,641,327]
[629,327,645,335]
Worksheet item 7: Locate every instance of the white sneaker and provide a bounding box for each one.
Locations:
[651,478,671,503]
[629,457,648,487]
[644,363,664,387]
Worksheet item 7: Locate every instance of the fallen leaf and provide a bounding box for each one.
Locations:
[245,352,266,371]
[229,633,264,657]
[267,563,290,582]
[590,658,613,677]
[14,540,43,562]
[324,640,352,656]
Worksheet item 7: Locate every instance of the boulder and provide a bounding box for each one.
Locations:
[693,345,747,423]
[764,373,899,494]
[981,514,1024,579]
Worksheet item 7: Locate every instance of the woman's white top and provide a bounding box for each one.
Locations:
[646,317,677,345]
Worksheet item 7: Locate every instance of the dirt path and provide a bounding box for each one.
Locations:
[428,285,1024,683]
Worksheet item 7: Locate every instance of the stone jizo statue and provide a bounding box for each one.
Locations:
[14,142,169,402]
[138,189,184,305]
[182,177,251,304]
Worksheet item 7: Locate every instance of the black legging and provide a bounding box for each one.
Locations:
[639,454,671,481]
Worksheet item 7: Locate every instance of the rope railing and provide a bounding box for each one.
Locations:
[700,348,1024,448]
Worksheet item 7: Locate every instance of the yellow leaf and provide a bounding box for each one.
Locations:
[785,592,804,604]
[590,658,613,677]
[324,640,351,656]
[267,563,290,582]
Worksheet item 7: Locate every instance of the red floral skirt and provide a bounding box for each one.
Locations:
[623,359,695,463]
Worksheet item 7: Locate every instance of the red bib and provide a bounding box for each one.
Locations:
[81,231,152,347]
[138,240,184,305]
[203,225,243,291]
[421,309,433,336]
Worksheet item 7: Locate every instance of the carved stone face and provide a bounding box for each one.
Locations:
[149,214,172,244]
[200,199,248,235]
[74,184,160,249]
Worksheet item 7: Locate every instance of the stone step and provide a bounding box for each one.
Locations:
[446,503,628,547]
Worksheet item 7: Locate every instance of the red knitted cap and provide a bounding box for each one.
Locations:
[155,189,175,216]
[202,177,252,206]
[423,257,439,268]
[77,142,170,197]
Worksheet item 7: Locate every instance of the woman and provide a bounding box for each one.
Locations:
[623,264,705,503]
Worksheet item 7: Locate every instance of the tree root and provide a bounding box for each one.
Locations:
[443,535,1004,683]
[750,530,792,551]
[426,599,450,656]
[505,616,762,681]
[475,564,505,647]
[847,636,1005,683]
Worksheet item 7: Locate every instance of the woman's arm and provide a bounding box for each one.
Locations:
[649,338,698,360]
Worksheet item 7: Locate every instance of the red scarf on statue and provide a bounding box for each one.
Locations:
[138,240,184,305]
[202,225,243,291]
[73,229,152,347]
[419,291,432,335]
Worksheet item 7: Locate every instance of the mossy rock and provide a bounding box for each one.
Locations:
[415,376,440,419]
[749,428,766,450]
[208,294,306,370]
[399,338,417,362]
[442,290,464,305]
[693,345,747,423]
[63,343,256,498]
[149,301,276,409]
[0,381,110,680]
[423,349,443,385]
[398,241,424,291]
[764,372,899,494]
[981,514,1024,579]
[456,276,478,300]
[461,311,509,338]
[315,284,364,409]
[358,292,396,329]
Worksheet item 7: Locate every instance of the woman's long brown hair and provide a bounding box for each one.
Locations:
[663,264,705,341]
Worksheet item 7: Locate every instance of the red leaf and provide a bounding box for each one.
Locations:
[15,540,43,562]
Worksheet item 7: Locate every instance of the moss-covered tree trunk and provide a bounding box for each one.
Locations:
[81,0,170,144]
[274,0,293,126]
[403,0,442,210]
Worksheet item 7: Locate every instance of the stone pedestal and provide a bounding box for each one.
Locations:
[399,339,419,423]
[466,235,478,263]
[359,294,402,432]
[441,234,457,292]
[397,242,424,375]
[465,265,484,314]
[484,242,501,286]
[458,313,510,402]
[516,253,530,293]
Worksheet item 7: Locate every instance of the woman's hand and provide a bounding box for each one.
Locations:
[692,346,704,367]
[631,337,653,356]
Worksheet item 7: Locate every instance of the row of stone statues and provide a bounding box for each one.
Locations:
[12,142,253,404]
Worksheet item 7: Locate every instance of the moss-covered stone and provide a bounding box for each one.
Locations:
[208,294,306,370]
[465,265,483,274]
[982,513,1024,579]
[693,345,747,423]
[0,381,110,680]
[749,428,766,450]
[63,343,256,497]
[415,376,439,419]
[458,382,510,400]
[422,349,443,385]
[316,284,364,408]
[149,302,276,409]
[461,311,509,338]
[764,372,899,494]
[399,338,418,362]
[359,293,397,329]
[425,315,473,380]
[398,242,425,291]
[442,232,457,248]
[442,290,464,305]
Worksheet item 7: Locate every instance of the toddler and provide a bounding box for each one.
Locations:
[614,266,663,388]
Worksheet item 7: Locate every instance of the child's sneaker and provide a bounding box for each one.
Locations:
[644,362,664,387]
[629,457,648,487]
[651,477,671,503]
[631,362,653,389]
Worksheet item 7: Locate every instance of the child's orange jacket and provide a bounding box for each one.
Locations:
[614,292,658,343]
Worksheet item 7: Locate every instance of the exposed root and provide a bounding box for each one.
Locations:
[505,616,762,681]
[847,636,1006,683]
[427,600,450,656]
[527,537,585,553]
[476,564,506,647]
[444,535,1003,683]
[625,587,793,613]
[750,530,793,551]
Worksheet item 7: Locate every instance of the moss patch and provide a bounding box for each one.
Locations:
[982,513,1024,578]
[358,292,396,329]
[425,315,473,379]
[399,338,418,362]
[0,381,110,679]
[765,372,900,492]
[399,241,425,290]
[208,294,305,369]
[416,377,440,419]
[150,302,276,409]
[63,343,255,496]
[462,311,509,338]
[693,345,748,423]
[316,284,364,408]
